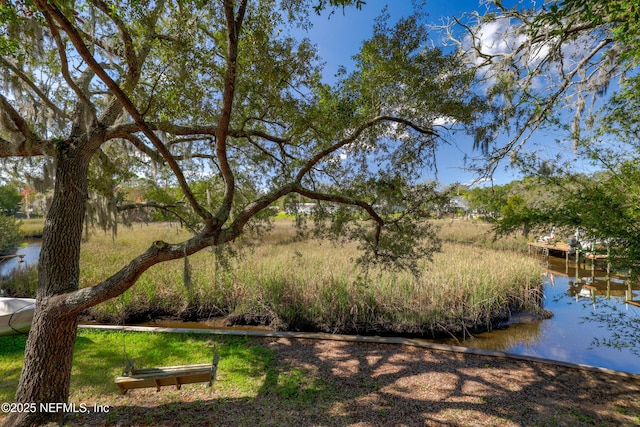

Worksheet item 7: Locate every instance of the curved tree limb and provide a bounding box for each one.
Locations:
[0,58,69,121]
[35,0,214,227]
[107,122,291,145]
[55,232,218,316]
[296,115,438,181]
[0,94,51,156]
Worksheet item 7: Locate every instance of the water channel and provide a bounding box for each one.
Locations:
[0,241,41,278]
[444,255,640,374]
[3,242,640,374]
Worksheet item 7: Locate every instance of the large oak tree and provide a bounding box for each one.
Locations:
[0,1,489,424]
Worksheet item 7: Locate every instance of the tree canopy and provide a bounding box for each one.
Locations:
[449,0,640,175]
[0,184,21,215]
[0,214,21,255]
[0,1,490,424]
[447,0,640,273]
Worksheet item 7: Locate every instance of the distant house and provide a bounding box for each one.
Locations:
[448,196,470,213]
[285,202,338,215]
[285,202,317,215]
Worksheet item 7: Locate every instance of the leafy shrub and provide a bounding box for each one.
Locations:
[0,215,21,255]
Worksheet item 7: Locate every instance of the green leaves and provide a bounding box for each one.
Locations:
[1,0,491,275]
[0,184,22,216]
[312,0,366,15]
[0,214,21,256]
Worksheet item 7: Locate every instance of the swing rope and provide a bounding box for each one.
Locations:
[118,294,135,376]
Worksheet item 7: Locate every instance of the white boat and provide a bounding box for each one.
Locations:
[0,297,36,336]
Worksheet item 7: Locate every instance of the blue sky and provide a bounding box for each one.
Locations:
[303,1,517,187]
[303,1,623,188]
[307,1,479,76]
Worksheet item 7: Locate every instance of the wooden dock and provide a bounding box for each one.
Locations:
[527,242,609,260]
[528,242,570,256]
[529,242,640,307]
[528,241,613,282]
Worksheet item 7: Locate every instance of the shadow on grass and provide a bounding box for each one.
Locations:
[70,330,227,394]
[61,336,640,427]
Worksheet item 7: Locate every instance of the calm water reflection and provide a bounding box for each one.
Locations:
[450,255,640,374]
[0,241,41,278]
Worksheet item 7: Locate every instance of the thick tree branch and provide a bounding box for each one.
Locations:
[107,122,291,145]
[35,0,214,227]
[296,115,438,181]
[0,94,52,156]
[214,0,249,223]
[56,232,217,316]
[0,138,52,157]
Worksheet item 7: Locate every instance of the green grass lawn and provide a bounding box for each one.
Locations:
[1,329,342,425]
[3,329,639,427]
[0,329,284,404]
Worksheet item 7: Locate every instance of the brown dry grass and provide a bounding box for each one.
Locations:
[60,337,640,427]
[75,220,543,337]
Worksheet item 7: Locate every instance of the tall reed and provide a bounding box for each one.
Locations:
[433,218,529,252]
[75,220,543,338]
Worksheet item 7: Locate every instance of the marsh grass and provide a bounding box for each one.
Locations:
[433,218,529,252]
[18,218,45,237]
[0,263,37,297]
[5,219,543,337]
[66,219,543,337]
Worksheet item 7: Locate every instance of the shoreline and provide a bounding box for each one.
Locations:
[5,329,639,426]
[80,304,553,343]
[79,323,640,379]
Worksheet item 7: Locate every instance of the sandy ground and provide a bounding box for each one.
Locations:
[56,336,640,427]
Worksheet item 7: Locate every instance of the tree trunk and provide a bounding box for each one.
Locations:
[5,146,90,427]
[6,309,79,426]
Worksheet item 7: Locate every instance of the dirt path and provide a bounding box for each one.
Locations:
[65,334,640,426]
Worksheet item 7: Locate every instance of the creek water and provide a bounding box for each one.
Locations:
[444,255,640,374]
[3,242,639,374]
[0,241,41,278]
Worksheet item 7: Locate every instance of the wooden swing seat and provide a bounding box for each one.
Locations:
[115,353,219,395]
